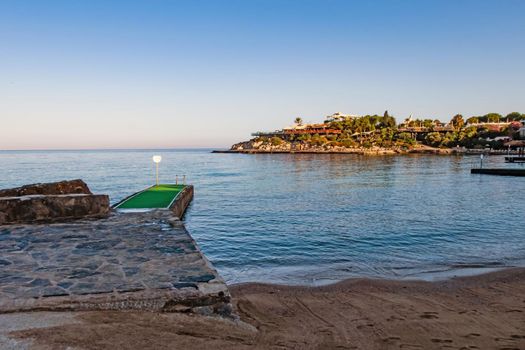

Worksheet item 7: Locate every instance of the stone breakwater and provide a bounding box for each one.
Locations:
[0,211,231,316]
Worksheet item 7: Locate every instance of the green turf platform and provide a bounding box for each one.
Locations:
[115,184,185,209]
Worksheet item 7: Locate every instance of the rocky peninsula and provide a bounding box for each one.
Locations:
[225,138,455,155]
[218,111,525,155]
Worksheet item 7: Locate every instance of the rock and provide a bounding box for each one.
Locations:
[28,278,51,287]
[0,179,92,197]
[180,273,216,283]
[0,194,110,225]
[0,180,109,225]
[193,305,214,316]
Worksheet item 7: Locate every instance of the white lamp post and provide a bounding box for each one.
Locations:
[152,155,162,185]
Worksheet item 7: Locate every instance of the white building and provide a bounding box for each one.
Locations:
[326,112,358,121]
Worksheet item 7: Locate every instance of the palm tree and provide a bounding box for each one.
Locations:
[294,117,303,125]
[451,114,465,131]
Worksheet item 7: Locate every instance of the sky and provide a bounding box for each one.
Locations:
[1,0,524,150]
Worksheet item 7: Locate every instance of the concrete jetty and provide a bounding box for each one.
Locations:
[114,184,194,219]
[0,182,231,317]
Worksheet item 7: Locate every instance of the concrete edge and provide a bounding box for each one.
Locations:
[0,283,231,316]
[168,185,194,219]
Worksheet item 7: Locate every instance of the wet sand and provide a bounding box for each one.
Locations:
[8,268,525,349]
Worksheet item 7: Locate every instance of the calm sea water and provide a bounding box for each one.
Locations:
[1,149,524,285]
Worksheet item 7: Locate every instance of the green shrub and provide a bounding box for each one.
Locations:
[424,132,442,147]
[341,139,357,148]
[270,137,283,146]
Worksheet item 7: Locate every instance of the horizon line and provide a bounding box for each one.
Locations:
[0,146,230,152]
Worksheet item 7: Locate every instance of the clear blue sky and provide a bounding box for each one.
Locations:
[1,0,524,149]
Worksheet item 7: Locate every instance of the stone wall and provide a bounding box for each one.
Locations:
[0,179,92,197]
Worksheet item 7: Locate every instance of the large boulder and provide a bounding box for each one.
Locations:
[0,179,92,197]
[0,180,109,225]
[0,194,110,225]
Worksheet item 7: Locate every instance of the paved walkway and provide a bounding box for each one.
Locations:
[0,211,230,315]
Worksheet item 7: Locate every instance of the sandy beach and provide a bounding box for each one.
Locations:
[4,268,524,350]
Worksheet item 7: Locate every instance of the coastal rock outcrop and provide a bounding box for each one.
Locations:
[228,138,455,155]
[230,139,400,154]
[0,179,92,197]
[0,180,109,225]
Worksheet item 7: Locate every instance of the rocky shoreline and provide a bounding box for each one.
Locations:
[215,139,456,155]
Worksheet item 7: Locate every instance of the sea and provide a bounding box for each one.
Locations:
[1,149,524,285]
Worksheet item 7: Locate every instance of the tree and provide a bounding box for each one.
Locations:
[294,117,303,125]
[466,116,479,125]
[450,114,464,131]
[310,134,327,146]
[463,126,478,138]
[442,132,458,146]
[396,132,416,146]
[425,132,442,147]
[341,139,357,148]
[270,137,284,146]
[329,120,344,130]
[380,116,396,128]
[380,128,394,143]
[505,112,524,121]
[423,119,433,128]
[384,110,390,118]
[484,113,502,123]
[297,134,310,142]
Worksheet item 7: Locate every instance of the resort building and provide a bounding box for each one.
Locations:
[252,122,342,138]
[466,122,512,129]
[282,123,342,135]
[325,112,358,121]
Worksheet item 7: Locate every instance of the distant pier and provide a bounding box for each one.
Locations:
[471,168,525,176]
[505,156,525,163]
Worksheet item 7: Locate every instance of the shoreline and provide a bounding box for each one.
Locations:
[212,147,456,155]
[229,265,525,293]
[7,267,525,349]
[225,265,515,288]
[213,148,520,155]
